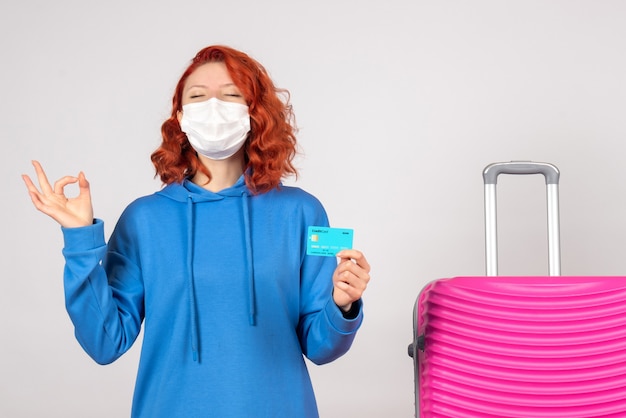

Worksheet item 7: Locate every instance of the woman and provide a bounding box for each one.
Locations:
[22,45,371,417]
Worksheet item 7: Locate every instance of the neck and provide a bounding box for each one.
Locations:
[192,150,245,192]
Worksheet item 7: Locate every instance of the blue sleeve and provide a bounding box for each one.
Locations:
[62,218,144,365]
[295,205,363,365]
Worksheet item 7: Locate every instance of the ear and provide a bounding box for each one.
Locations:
[176,110,182,123]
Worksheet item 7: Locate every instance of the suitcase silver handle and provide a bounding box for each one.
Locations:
[482,161,561,276]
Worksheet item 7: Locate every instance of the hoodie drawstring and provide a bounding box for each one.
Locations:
[187,195,200,362]
[241,192,256,326]
[183,184,256,364]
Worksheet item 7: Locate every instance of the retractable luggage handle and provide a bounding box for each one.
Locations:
[483,161,561,276]
[409,162,562,359]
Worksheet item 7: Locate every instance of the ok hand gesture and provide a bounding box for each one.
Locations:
[22,160,94,228]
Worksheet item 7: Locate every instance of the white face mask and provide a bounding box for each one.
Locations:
[179,98,251,160]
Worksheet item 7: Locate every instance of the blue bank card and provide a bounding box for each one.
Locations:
[306,226,354,257]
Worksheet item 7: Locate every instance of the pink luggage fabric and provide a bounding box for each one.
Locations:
[409,162,626,417]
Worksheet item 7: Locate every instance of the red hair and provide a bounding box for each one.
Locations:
[151,45,298,194]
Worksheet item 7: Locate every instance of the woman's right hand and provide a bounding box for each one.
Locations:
[22,160,94,228]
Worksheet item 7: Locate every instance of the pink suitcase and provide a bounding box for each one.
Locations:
[408,162,626,417]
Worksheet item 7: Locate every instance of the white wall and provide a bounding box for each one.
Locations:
[2,1,626,416]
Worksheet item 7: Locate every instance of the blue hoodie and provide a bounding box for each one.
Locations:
[60,175,363,417]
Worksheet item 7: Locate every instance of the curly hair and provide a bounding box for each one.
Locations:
[151,45,298,194]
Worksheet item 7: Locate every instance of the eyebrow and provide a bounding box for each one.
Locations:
[185,82,238,91]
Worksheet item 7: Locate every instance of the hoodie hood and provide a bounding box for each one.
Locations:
[157,175,255,363]
[157,175,251,201]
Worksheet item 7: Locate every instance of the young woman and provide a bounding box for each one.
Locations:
[22,45,370,417]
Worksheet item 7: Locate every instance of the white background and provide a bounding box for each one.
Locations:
[2,1,626,417]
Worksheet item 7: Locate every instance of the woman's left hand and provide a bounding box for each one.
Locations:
[332,250,371,312]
